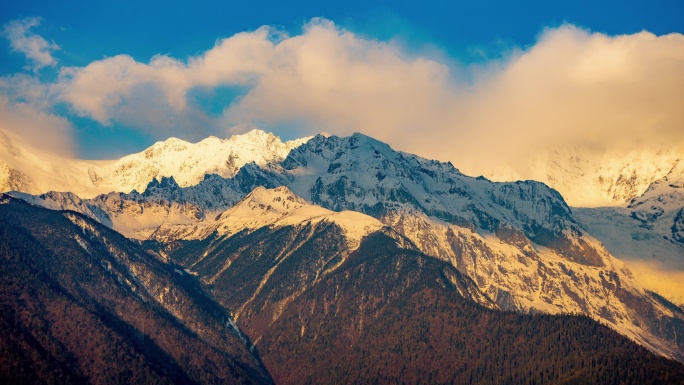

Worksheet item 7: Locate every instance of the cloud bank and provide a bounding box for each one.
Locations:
[449,26,684,175]
[2,18,683,176]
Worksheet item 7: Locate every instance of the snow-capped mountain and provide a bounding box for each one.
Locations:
[0,128,310,198]
[153,186,383,246]
[629,159,684,246]
[90,130,311,193]
[485,147,683,207]
[13,131,684,362]
[273,133,605,266]
[261,133,684,360]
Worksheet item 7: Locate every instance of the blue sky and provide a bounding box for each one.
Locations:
[2,1,682,72]
[0,0,683,162]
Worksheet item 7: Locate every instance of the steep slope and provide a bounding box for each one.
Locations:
[0,128,310,198]
[161,220,684,385]
[484,146,683,207]
[153,186,397,340]
[0,194,272,385]
[258,133,684,361]
[260,233,684,385]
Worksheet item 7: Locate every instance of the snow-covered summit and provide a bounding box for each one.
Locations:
[628,159,684,247]
[90,129,312,193]
[0,128,312,198]
[278,133,578,250]
[197,186,383,247]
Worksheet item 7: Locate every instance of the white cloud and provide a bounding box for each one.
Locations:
[55,26,276,139]
[220,22,684,179]
[4,18,683,174]
[220,19,455,137]
[443,25,684,176]
[2,17,60,72]
[55,19,458,142]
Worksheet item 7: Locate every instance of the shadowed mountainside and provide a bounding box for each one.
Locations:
[0,195,272,385]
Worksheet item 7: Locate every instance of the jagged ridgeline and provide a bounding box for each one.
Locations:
[3,129,684,384]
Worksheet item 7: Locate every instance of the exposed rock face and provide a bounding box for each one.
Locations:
[629,160,684,247]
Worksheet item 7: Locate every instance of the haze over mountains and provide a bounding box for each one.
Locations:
[485,146,684,207]
[2,128,684,383]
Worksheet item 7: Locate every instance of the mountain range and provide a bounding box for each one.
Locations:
[2,128,684,383]
[0,128,310,198]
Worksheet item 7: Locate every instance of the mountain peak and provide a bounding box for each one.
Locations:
[151,137,190,151]
[244,128,274,138]
[350,131,380,142]
[230,128,313,150]
[144,175,179,189]
[84,129,313,194]
[231,129,276,145]
[239,185,308,213]
[211,186,382,245]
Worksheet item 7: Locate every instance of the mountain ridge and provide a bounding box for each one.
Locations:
[7,130,684,363]
[0,128,311,198]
